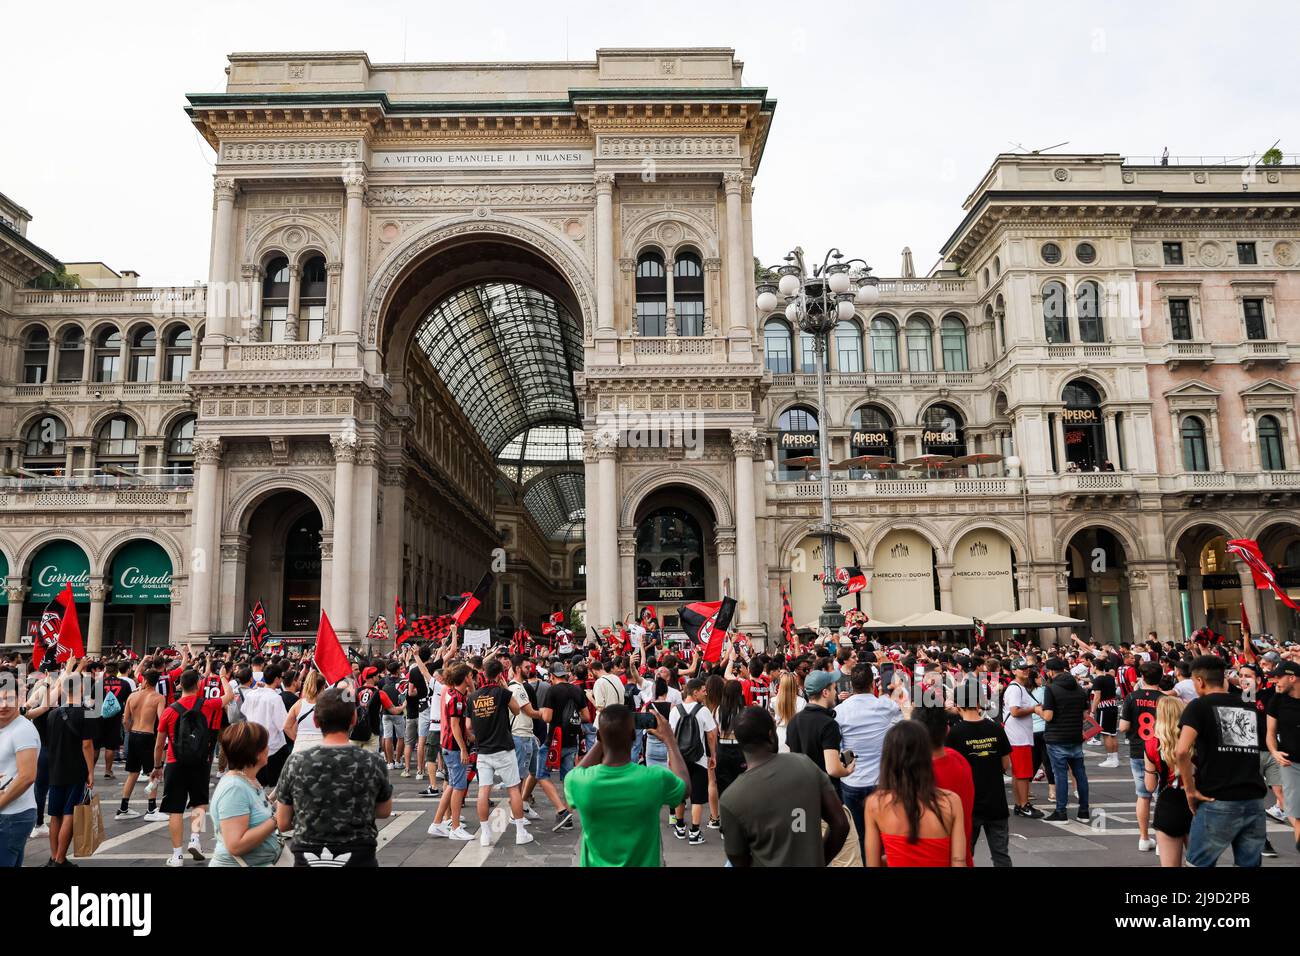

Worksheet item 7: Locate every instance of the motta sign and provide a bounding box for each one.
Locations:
[374,149,594,169]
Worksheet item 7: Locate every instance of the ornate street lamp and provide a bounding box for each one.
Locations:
[757,248,880,630]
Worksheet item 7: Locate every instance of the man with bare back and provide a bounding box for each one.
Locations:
[116,668,167,821]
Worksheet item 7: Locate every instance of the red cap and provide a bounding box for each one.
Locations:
[361,666,380,681]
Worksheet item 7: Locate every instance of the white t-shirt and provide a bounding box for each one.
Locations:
[669,701,717,768]
[1002,682,1036,748]
[592,673,624,712]
[640,678,682,708]
[0,716,41,815]
[1174,679,1197,703]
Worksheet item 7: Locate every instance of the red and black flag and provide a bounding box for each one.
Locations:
[1227,538,1300,613]
[412,614,454,644]
[678,597,737,664]
[244,600,271,652]
[834,566,868,599]
[394,597,413,646]
[445,572,494,628]
[510,626,532,656]
[366,615,391,644]
[780,586,795,645]
[31,582,83,671]
[639,605,659,632]
[972,617,987,643]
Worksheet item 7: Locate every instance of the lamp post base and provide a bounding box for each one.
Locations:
[818,605,844,632]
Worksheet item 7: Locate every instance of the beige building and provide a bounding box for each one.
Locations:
[1,51,1298,653]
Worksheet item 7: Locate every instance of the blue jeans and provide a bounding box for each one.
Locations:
[581,722,597,752]
[1187,798,1266,868]
[443,747,470,792]
[1046,743,1090,813]
[513,735,538,783]
[840,783,875,857]
[0,809,37,867]
[645,737,668,768]
[630,730,644,765]
[536,744,578,782]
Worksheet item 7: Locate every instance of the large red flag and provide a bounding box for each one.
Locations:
[313,610,351,684]
[1226,538,1300,613]
[449,572,493,627]
[394,597,412,647]
[32,583,83,671]
[678,598,737,664]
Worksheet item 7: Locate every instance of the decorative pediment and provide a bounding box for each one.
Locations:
[1240,378,1298,412]
[1164,380,1221,411]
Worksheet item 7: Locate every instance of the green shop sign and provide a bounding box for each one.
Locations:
[0,550,8,605]
[110,541,173,605]
[29,541,91,603]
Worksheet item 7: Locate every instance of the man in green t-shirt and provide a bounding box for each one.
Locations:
[564,704,688,867]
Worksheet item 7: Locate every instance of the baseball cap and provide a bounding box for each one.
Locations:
[361,666,379,681]
[1011,658,1031,671]
[1044,657,1068,672]
[804,670,838,696]
[1262,651,1282,663]
[1272,660,1300,679]
[549,662,569,678]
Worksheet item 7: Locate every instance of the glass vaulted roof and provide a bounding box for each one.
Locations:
[522,471,586,543]
[497,425,586,541]
[414,282,582,454]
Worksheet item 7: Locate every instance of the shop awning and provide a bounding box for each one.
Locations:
[862,611,974,632]
[28,540,91,603]
[982,608,1085,629]
[110,540,173,605]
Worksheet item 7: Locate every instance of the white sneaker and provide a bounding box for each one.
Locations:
[400,769,411,778]
[515,826,535,846]
[1086,738,1102,747]
[1099,756,1119,768]
[414,772,425,780]
[1266,804,1288,822]
[29,823,49,839]
[187,836,205,861]
[115,809,140,821]
[143,810,168,822]
[427,821,450,838]
[523,803,540,820]
[448,826,474,841]
[165,854,184,867]
[1138,837,1156,852]
[479,824,494,847]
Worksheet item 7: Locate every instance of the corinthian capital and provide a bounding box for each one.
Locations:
[192,437,223,465]
[343,171,367,194]
[593,172,615,191]
[331,432,360,463]
[722,171,746,193]
[593,428,620,458]
[730,427,762,458]
[213,177,238,201]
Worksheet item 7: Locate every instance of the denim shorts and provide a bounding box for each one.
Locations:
[536,744,577,781]
[443,747,470,792]
[1130,756,1153,799]
[513,734,538,783]
[381,715,405,742]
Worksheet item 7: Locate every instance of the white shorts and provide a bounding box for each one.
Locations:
[475,749,521,789]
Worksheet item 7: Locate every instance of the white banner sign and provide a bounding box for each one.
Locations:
[462,628,492,651]
[374,149,593,169]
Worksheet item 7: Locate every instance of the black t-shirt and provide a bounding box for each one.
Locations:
[1091,674,1118,707]
[280,689,299,712]
[784,704,841,775]
[1239,684,1274,749]
[546,681,588,748]
[349,686,386,741]
[47,706,95,787]
[467,684,515,754]
[946,718,1011,820]
[1179,692,1267,801]
[1266,691,1300,759]
[405,668,428,719]
[1120,688,1163,760]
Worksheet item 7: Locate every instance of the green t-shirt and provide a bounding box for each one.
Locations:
[564,762,686,867]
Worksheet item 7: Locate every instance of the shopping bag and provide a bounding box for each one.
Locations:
[72,790,105,858]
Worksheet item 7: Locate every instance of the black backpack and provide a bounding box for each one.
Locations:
[675,702,705,764]
[172,698,211,767]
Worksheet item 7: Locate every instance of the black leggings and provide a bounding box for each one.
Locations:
[714,743,747,796]
[1032,732,1055,785]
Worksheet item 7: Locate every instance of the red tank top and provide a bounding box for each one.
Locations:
[881,833,953,867]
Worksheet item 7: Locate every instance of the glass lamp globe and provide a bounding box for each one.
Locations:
[756,290,779,313]
[785,302,801,324]
[854,283,881,306]
[827,271,851,294]
[836,300,856,321]
[778,273,801,297]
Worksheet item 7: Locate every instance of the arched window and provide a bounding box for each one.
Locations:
[764,319,793,374]
[777,406,820,480]
[93,327,122,382]
[906,315,934,371]
[165,325,193,382]
[1259,415,1286,471]
[634,251,667,336]
[635,507,705,602]
[673,252,704,336]
[1181,416,1210,472]
[940,315,968,370]
[261,256,290,342]
[300,255,327,341]
[1076,280,1104,343]
[165,416,196,481]
[922,404,966,457]
[23,416,66,474]
[1043,281,1069,343]
[870,316,899,372]
[835,320,863,373]
[56,327,85,382]
[798,330,817,374]
[23,327,50,384]
[97,415,139,468]
[1061,380,1107,471]
[129,326,157,382]
[851,404,894,474]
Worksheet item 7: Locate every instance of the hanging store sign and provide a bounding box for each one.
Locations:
[1061,408,1099,424]
[780,431,819,451]
[28,541,90,603]
[850,430,891,450]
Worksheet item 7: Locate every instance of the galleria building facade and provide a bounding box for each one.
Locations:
[2,48,1299,653]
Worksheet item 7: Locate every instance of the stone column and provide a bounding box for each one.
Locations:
[583,437,603,627]
[619,534,636,620]
[594,173,616,337]
[1052,413,1068,472]
[936,564,954,613]
[46,338,58,382]
[1103,411,1120,465]
[81,338,94,382]
[715,530,737,602]
[1236,564,1263,637]
[284,264,300,342]
[5,583,25,644]
[206,177,238,341]
[1186,569,1207,630]
[188,437,222,638]
[116,334,130,382]
[595,430,620,622]
[241,264,262,341]
[87,581,107,653]
[731,428,761,623]
[331,432,359,636]
[339,172,366,341]
[1207,412,1224,472]
[723,172,749,337]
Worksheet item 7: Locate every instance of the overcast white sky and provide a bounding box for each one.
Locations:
[3,0,1297,285]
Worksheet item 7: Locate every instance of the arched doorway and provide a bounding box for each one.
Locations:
[105,539,174,654]
[1174,526,1243,640]
[23,540,90,645]
[633,487,718,631]
[872,529,937,623]
[950,529,1018,619]
[243,491,323,635]
[1065,528,1130,643]
[1062,380,1107,471]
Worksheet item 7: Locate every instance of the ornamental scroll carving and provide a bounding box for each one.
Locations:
[597,136,739,159]
[221,141,362,164]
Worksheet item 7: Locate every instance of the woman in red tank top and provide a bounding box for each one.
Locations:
[864,721,967,867]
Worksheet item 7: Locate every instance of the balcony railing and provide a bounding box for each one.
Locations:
[0,468,194,493]
[769,369,977,390]
[1238,340,1290,365]
[772,476,1022,499]
[616,336,729,361]
[1161,470,1300,493]
[17,286,205,315]
[10,381,188,399]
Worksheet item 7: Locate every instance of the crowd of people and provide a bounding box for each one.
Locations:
[0,619,1297,868]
